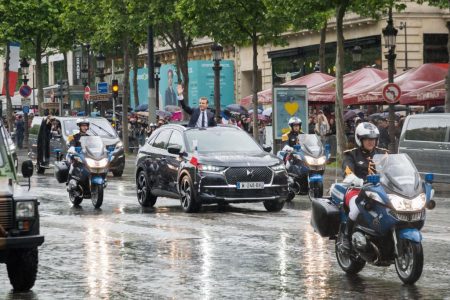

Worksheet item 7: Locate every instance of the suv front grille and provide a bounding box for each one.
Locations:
[390,210,425,222]
[225,167,273,184]
[0,198,13,230]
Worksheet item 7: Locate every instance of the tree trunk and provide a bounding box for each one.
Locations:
[4,44,14,132]
[335,1,349,164]
[122,37,130,153]
[252,34,259,140]
[35,35,44,116]
[319,20,327,73]
[131,47,139,108]
[63,52,70,115]
[446,21,450,113]
[175,45,190,120]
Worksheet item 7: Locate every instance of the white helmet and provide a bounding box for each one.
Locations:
[288,117,302,128]
[355,122,379,147]
[76,118,90,127]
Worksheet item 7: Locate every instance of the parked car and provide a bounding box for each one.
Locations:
[398,113,450,183]
[0,120,44,292]
[28,116,125,176]
[135,124,289,213]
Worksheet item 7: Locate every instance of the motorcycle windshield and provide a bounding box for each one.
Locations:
[373,153,421,198]
[298,134,323,157]
[80,136,106,158]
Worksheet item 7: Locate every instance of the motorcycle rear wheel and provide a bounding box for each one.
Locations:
[91,184,104,209]
[335,232,366,274]
[395,240,423,284]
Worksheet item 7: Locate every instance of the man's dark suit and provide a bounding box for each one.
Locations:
[179,100,216,127]
[165,87,177,106]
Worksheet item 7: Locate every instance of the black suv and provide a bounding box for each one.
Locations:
[0,120,44,292]
[135,125,289,213]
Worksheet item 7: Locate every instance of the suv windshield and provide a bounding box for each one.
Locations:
[0,121,16,180]
[64,119,117,138]
[185,128,262,153]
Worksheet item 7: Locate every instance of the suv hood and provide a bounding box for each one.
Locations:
[196,151,280,167]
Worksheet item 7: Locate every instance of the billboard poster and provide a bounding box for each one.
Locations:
[130,60,235,110]
[273,85,308,139]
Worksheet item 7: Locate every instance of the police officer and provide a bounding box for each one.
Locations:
[68,118,90,147]
[341,122,388,250]
[281,117,304,148]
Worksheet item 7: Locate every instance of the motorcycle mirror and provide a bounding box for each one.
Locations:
[425,173,434,183]
[293,144,301,152]
[366,174,380,185]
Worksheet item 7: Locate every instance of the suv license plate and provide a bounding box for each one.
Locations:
[236,182,264,189]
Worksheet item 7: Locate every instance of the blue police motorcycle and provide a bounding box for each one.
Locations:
[56,136,112,209]
[311,153,436,284]
[277,134,329,201]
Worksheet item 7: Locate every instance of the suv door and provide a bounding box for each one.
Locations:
[166,130,185,194]
[150,129,173,191]
[400,116,450,182]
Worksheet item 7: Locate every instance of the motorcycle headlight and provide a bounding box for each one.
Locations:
[304,155,315,165]
[389,193,426,212]
[15,201,35,219]
[198,164,226,172]
[85,157,109,168]
[115,141,123,150]
[271,163,285,171]
[316,156,326,165]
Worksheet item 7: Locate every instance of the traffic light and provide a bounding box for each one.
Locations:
[112,79,119,98]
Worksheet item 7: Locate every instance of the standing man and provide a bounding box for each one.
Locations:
[164,69,177,107]
[177,84,216,128]
[15,115,25,149]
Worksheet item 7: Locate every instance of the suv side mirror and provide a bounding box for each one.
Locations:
[262,145,272,153]
[167,145,182,155]
[21,160,34,178]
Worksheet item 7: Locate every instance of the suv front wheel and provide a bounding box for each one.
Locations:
[6,248,39,292]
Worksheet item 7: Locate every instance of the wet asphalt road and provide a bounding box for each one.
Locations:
[1,155,450,299]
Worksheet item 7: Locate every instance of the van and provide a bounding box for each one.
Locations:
[398,113,450,183]
[28,117,125,177]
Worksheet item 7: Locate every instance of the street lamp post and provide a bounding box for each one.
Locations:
[20,57,30,149]
[81,64,88,116]
[154,60,161,110]
[399,22,408,71]
[211,43,223,121]
[382,6,398,153]
[352,45,362,70]
[96,52,106,117]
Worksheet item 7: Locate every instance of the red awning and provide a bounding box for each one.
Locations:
[308,67,388,103]
[399,79,445,106]
[344,63,448,105]
[239,71,334,107]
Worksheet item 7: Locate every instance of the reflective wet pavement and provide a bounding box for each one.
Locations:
[1,158,450,299]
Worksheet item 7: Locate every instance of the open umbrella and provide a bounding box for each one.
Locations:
[226,104,248,115]
[343,109,362,121]
[156,110,172,118]
[262,107,272,117]
[248,108,263,114]
[165,105,181,112]
[135,104,148,112]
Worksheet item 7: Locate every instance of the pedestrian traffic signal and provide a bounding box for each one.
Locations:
[112,79,119,98]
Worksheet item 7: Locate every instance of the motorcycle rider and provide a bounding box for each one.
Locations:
[66,118,90,195]
[282,117,304,148]
[341,122,388,250]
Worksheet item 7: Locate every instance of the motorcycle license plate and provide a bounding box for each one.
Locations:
[236,182,264,189]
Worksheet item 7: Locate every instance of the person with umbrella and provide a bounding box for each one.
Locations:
[177,85,216,128]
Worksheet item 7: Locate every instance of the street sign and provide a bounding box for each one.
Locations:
[23,106,30,114]
[97,82,108,94]
[382,83,401,103]
[84,86,91,101]
[21,98,31,106]
[90,93,112,102]
[19,84,32,98]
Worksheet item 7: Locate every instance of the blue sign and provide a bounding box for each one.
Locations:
[97,82,108,94]
[23,106,30,114]
[273,85,308,139]
[129,60,235,109]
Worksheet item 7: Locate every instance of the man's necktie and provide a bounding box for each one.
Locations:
[201,111,206,128]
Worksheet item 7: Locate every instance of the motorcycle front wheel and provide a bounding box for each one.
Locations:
[69,190,83,206]
[335,231,366,274]
[91,184,104,209]
[395,240,423,284]
[308,181,323,199]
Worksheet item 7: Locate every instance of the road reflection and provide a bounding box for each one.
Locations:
[200,229,212,299]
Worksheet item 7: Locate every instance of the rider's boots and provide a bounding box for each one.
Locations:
[342,219,354,251]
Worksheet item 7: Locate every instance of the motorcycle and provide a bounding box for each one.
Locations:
[277,134,330,201]
[310,153,436,284]
[55,136,112,209]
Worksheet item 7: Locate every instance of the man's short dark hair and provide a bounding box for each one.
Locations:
[167,69,173,77]
[199,97,208,103]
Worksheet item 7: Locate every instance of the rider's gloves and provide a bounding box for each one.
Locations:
[343,173,364,187]
[282,145,293,152]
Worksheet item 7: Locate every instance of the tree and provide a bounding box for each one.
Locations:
[178,0,291,140]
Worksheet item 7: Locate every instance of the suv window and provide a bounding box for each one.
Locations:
[167,131,184,149]
[404,118,448,142]
[152,129,172,149]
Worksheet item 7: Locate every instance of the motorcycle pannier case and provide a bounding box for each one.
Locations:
[54,161,69,183]
[311,197,340,237]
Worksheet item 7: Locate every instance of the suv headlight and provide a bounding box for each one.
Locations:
[198,164,226,172]
[271,163,285,171]
[16,201,36,219]
[85,157,109,168]
[389,193,426,212]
